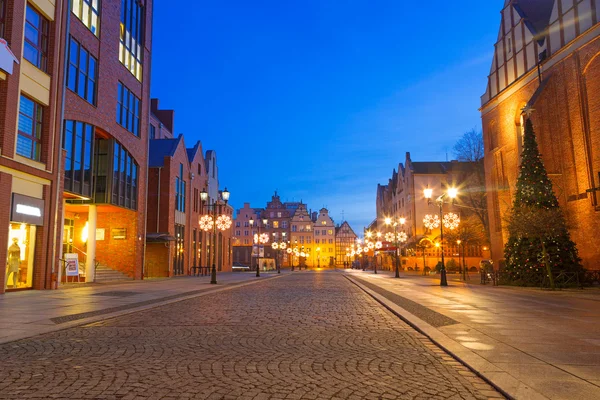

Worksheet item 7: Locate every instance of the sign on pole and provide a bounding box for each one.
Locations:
[64,253,80,277]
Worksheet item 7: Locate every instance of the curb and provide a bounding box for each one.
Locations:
[345,274,549,400]
[0,274,286,345]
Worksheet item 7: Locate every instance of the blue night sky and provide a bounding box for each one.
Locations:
[151,1,502,232]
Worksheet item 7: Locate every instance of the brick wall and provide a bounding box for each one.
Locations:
[482,37,600,269]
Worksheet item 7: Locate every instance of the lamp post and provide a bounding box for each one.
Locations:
[249,217,268,277]
[423,186,458,287]
[271,232,286,274]
[200,187,231,285]
[384,217,406,278]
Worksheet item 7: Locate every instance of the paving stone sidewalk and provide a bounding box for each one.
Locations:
[0,272,502,399]
[345,269,600,400]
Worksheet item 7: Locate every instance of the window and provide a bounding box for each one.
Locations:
[117,82,140,136]
[307,237,312,244]
[322,230,326,235]
[282,221,288,229]
[315,230,319,236]
[292,225,297,232]
[111,141,138,209]
[175,163,186,212]
[306,225,311,231]
[244,221,249,227]
[235,222,240,227]
[277,212,282,218]
[244,230,249,236]
[63,120,94,197]
[273,221,279,228]
[235,230,241,236]
[329,239,333,244]
[0,0,6,38]
[328,230,333,235]
[72,0,100,35]
[315,239,320,244]
[321,221,326,225]
[119,0,143,80]
[17,95,43,161]
[67,37,97,105]
[149,124,156,139]
[24,5,49,71]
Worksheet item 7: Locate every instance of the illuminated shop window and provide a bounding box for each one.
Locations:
[72,0,100,36]
[119,0,143,81]
[5,223,36,290]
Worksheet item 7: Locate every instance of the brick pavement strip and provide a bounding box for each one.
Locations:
[0,272,504,400]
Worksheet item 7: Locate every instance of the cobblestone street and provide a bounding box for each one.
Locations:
[0,272,502,399]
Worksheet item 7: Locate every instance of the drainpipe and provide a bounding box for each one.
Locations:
[156,167,161,232]
[51,0,71,289]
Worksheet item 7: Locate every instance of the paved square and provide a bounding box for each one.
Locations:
[0,272,503,399]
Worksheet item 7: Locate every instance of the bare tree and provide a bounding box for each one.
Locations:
[453,129,484,162]
[452,128,489,243]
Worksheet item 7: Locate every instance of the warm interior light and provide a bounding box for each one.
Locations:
[456,240,462,245]
[424,188,433,199]
[448,187,458,199]
[82,221,89,243]
[399,217,406,225]
[435,242,440,248]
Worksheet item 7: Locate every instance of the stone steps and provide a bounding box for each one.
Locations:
[94,265,132,283]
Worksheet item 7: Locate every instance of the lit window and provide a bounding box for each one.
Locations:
[273,221,279,228]
[72,0,100,36]
[119,0,143,80]
[17,95,43,161]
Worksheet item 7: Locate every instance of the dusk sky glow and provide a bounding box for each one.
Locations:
[151,1,502,231]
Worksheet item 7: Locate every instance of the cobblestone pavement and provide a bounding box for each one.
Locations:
[0,272,503,399]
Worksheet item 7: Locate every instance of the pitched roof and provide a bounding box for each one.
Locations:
[186,142,201,163]
[513,0,554,44]
[148,138,181,167]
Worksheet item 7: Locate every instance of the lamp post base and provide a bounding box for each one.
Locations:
[256,266,260,277]
[210,264,217,284]
[394,266,399,278]
[440,268,448,286]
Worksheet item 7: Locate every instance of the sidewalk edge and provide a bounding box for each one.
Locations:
[345,275,549,400]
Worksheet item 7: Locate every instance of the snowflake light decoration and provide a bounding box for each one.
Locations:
[423,214,440,230]
[253,234,259,244]
[216,215,232,230]
[271,242,279,249]
[367,241,374,249]
[259,233,269,244]
[286,248,292,254]
[351,250,356,256]
[442,213,460,230]
[357,247,363,254]
[375,241,383,249]
[279,242,287,250]
[199,215,214,231]
[397,232,408,243]
[385,232,395,242]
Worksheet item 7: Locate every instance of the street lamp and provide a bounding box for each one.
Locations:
[271,232,286,274]
[200,187,231,284]
[249,217,268,277]
[385,217,406,278]
[424,186,459,287]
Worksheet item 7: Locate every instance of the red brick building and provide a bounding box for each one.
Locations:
[59,0,153,283]
[0,0,66,293]
[481,0,600,269]
[146,99,232,277]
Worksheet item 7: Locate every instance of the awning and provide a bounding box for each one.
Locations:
[146,233,176,243]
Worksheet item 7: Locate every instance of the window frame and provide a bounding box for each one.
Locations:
[119,0,143,80]
[67,37,98,105]
[71,0,100,36]
[116,82,141,136]
[0,0,6,38]
[24,4,49,71]
[17,95,43,161]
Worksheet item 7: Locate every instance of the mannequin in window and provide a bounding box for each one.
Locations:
[5,238,20,289]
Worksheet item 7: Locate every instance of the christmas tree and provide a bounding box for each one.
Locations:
[504,114,582,286]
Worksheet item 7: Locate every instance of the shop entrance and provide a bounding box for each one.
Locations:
[5,223,36,290]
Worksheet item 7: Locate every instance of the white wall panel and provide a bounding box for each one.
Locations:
[516,51,525,78]
[563,10,577,44]
[550,2,560,23]
[507,59,515,84]
[526,43,536,70]
[499,66,507,91]
[578,0,593,32]
[515,24,524,51]
[548,21,562,54]
[490,73,498,97]
[562,0,574,11]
